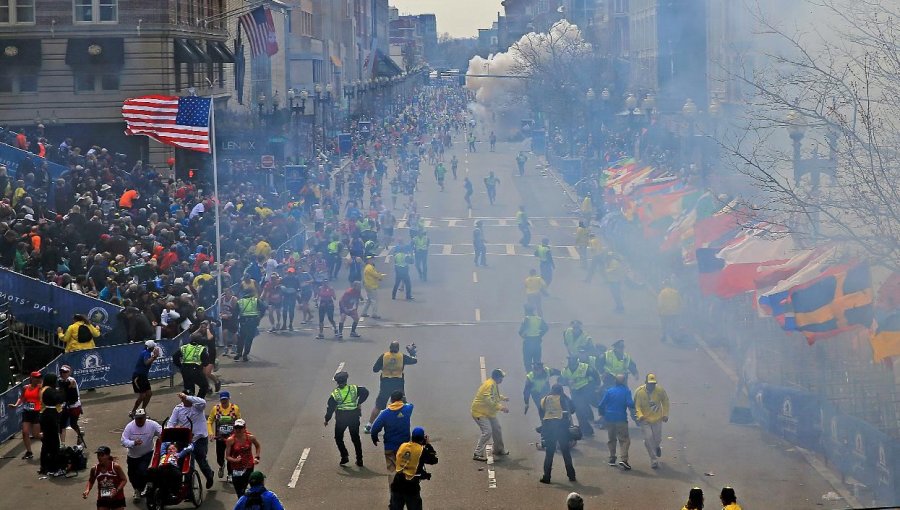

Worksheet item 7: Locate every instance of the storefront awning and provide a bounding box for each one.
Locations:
[206,41,235,63]
[0,38,41,66]
[175,39,211,64]
[65,38,124,66]
[374,50,402,78]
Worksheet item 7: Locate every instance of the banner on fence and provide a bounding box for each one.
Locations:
[0,267,125,345]
[0,142,68,205]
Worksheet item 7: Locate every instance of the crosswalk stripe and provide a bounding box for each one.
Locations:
[505,244,515,255]
[567,246,581,260]
[442,244,453,255]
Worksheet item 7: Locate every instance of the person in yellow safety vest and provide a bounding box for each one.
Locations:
[584,233,605,283]
[366,341,418,433]
[207,391,242,480]
[580,193,593,223]
[327,236,344,280]
[534,238,555,286]
[519,305,549,370]
[324,371,370,467]
[538,383,576,484]
[362,257,385,319]
[523,361,561,420]
[471,368,510,461]
[235,289,266,362]
[173,335,211,398]
[524,269,549,317]
[389,427,438,510]
[559,355,601,438]
[413,231,430,282]
[574,221,590,269]
[633,373,669,469]
[604,252,626,313]
[657,281,683,343]
[391,248,413,300]
[563,320,595,358]
[517,206,531,247]
[602,339,638,388]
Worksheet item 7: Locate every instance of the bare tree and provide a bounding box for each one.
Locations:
[720,0,900,270]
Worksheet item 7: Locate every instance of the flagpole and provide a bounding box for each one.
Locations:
[209,100,224,341]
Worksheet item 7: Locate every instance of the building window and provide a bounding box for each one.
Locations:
[74,72,120,92]
[0,0,35,24]
[74,0,117,23]
[19,74,37,92]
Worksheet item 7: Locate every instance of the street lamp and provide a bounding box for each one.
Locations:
[682,98,698,170]
[642,94,656,120]
[257,93,266,117]
[624,93,637,111]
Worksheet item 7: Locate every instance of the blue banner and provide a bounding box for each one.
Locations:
[0,335,185,444]
[0,142,69,205]
[0,267,126,346]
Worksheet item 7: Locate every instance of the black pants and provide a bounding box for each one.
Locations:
[542,419,575,480]
[39,409,60,473]
[389,489,423,510]
[237,317,259,358]
[328,254,342,278]
[334,411,363,461]
[318,305,336,332]
[522,338,542,372]
[571,387,595,437]
[392,268,412,299]
[519,225,531,246]
[281,294,297,327]
[127,452,153,493]
[231,468,251,496]
[215,439,227,467]
[540,261,553,286]
[181,365,209,398]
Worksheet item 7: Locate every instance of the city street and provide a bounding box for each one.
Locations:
[0,138,845,509]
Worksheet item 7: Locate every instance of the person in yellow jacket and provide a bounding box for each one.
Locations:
[574,221,590,269]
[584,233,604,283]
[524,269,548,317]
[58,314,100,352]
[361,257,385,319]
[471,368,509,461]
[633,373,669,469]
[207,391,241,479]
[603,252,626,313]
[657,281,682,343]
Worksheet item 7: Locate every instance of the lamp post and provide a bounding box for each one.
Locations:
[288,88,307,162]
[586,88,596,156]
[681,97,697,168]
[786,109,837,189]
[257,93,266,119]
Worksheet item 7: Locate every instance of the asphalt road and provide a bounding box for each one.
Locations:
[0,136,847,509]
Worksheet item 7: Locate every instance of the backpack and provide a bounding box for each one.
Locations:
[77,324,94,343]
[244,491,265,510]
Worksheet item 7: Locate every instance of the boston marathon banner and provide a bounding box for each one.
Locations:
[0,267,126,345]
[0,336,184,444]
[0,142,68,204]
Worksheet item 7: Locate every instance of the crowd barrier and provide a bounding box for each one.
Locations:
[0,142,69,205]
[749,383,900,503]
[0,335,184,445]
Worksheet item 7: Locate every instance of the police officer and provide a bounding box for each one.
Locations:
[173,332,210,398]
[473,220,487,267]
[518,306,549,371]
[366,341,418,433]
[324,371,370,467]
[327,235,344,279]
[413,231,430,281]
[602,339,638,388]
[392,247,413,300]
[516,206,531,247]
[534,238,555,286]
[563,320,595,358]
[559,355,601,438]
[523,361,560,420]
[235,289,266,362]
[539,384,576,484]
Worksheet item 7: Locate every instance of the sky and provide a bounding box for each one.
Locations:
[390,0,503,38]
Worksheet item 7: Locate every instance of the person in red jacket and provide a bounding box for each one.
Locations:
[338,281,362,339]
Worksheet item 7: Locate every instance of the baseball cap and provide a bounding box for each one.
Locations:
[491,368,505,379]
[95,446,112,455]
[411,427,426,440]
[219,391,231,400]
[30,371,41,378]
[134,409,147,418]
[145,340,156,349]
[59,365,71,373]
[248,471,265,484]
[646,373,657,384]
[234,419,246,427]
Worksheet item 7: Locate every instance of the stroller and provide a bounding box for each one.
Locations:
[145,424,204,510]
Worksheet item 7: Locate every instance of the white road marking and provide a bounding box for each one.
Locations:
[497,219,508,226]
[335,362,345,375]
[475,308,481,321]
[423,220,432,228]
[567,246,580,259]
[468,208,473,218]
[505,244,516,256]
[479,356,486,381]
[287,448,311,488]
[448,219,459,227]
[549,219,559,227]
[472,271,478,283]
[486,444,497,488]
[442,244,453,255]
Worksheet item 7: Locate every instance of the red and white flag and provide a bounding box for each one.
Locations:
[239,6,279,57]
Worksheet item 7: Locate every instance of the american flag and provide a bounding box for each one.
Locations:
[239,6,279,57]
[122,95,211,153]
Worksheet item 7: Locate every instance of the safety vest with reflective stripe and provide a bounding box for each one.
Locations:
[604,350,632,376]
[394,253,409,268]
[535,245,551,262]
[381,352,404,378]
[328,241,340,255]
[562,363,590,390]
[396,441,424,480]
[180,343,205,365]
[526,368,551,396]
[522,316,544,338]
[414,235,429,251]
[563,328,592,355]
[331,384,359,411]
[541,394,564,420]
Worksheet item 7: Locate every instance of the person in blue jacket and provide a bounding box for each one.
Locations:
[370,390,413,471]
[597,373,637,471]
[233,471,284,510]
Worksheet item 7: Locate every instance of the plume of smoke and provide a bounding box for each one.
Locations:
[465,20,591,139]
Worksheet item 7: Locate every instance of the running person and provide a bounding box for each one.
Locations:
[365,341,418,433]
[338,281,363,339]
[58,365,83,445]
[279,267,300,331]
[450,155,459,180]
[208,391,241,480]
[83,446,128,510]
[484,171,500,205]
[316,279,338,339]
[224,419,261,497]
[8,371,42,460]
[463,177,473,209]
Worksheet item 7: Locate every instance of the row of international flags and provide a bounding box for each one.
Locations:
[602,158,900,361]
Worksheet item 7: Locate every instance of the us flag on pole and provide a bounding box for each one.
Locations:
[239,6,279,57]
[122,95,211,153]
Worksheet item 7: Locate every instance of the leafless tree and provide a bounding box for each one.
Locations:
[720,0,900,270]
